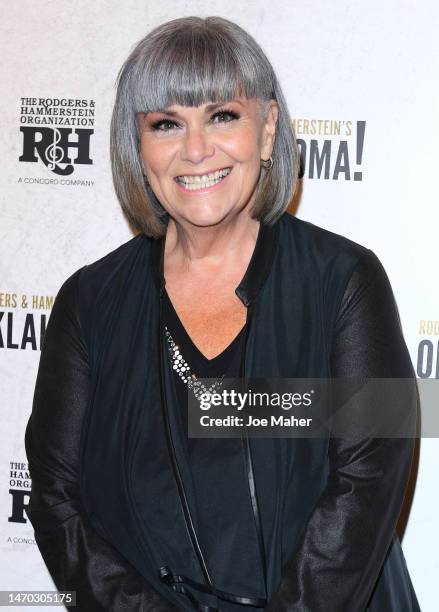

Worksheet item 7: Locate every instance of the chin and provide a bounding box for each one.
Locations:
[182,213,228,229]
[178,202,236,228]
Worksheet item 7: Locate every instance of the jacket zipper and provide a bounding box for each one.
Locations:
[239,301,268,602]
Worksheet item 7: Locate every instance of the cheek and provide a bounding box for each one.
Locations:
[221,129,262,163]
[140,137,173,180]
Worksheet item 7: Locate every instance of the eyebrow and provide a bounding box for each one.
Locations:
[149,100,244,116]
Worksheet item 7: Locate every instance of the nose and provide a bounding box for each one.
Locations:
[180,125,215,165]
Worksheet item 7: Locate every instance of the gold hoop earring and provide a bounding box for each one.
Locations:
[261,156,273,170]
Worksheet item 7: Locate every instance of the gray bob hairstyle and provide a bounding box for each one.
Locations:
[111,16,299,237]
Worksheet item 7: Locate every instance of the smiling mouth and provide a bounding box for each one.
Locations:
[175,167,232,190]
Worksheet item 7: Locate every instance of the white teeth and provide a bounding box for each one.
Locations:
[177,167,231,188]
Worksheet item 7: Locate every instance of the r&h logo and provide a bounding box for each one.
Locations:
[19,97,94,176]
[19,127,93,176]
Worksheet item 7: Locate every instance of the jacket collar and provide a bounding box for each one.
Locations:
[150,216,279,306]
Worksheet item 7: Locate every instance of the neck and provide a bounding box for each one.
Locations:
[164,213,260,280]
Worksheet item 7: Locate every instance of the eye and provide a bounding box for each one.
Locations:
[151,119,180,131]
[211,110,240,124]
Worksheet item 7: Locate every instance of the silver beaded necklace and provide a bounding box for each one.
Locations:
[164,326,225,401]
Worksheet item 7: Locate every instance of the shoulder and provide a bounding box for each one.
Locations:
[277,213,381,291]
[51,233,155,348]
[52,233,146,308]
[276,213,394,324]
[78,233,148,295]
[278,212,370,268]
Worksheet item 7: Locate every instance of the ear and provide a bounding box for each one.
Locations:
[261,99,278,159]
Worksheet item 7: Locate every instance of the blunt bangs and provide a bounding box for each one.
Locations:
[111,16,299,237]
[128,22,275,114]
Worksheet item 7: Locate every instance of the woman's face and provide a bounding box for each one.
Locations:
[138,97,278,228]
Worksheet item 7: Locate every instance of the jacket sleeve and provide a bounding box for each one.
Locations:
[265,249,417,612]
[24,268,178,612]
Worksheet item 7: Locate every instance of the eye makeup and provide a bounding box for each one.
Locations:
[147,107,241,132]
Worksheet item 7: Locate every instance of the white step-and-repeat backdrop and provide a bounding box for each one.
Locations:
[1,1,437,609]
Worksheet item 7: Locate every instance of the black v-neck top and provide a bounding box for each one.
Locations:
[162,288,246,452]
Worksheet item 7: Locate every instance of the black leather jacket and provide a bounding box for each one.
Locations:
[25,212,420,611]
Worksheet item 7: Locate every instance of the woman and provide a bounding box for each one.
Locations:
[25,15,420,612]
